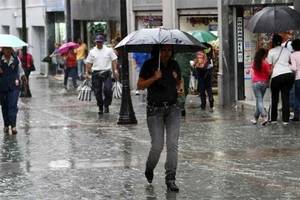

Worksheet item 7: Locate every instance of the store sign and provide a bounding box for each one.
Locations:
[237,17,244,63]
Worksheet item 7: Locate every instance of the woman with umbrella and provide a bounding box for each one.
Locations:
[267,34,294,125]
[0,47,25,134]
[137,45,184,192]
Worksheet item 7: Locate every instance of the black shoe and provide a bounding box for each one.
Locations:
[181,110,186,117]
[291,118,299,121]
[104,106,109,113]
[145,170,153,183]
[166,181,179,192]
[98,107,103,115]
[200,104,206,110]
[11,127,17,135]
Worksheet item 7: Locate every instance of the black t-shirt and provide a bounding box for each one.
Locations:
[139,58,181,104]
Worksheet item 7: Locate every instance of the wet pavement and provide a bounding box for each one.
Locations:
[1,75,300,200]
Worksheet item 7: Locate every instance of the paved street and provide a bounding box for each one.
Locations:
[0,75,300,200]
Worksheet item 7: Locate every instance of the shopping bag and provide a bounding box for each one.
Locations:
[78,79,92,101]
[112,81,122,99]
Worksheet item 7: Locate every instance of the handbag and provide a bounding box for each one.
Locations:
[112,81,122,99]
[29,64,36,72]
[78,79,92,101]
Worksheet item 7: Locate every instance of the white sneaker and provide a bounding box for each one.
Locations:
[135,90,140,95]
[282,122,289,126]
[250,119,257,125]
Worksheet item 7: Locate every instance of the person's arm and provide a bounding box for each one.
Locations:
[137,70,161,90]
[289,54,297,72]
[111,59,119,81]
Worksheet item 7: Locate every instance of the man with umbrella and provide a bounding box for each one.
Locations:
[85,35,119,114]
[137,45,184,192]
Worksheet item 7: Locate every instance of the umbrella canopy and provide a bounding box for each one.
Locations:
[190,31,218,43]
[247,6,300,33]
[115,27,206,52]
[57,42,79,54]
[0,34,28,48]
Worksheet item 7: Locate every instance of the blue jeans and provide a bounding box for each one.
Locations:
[77,59,85,78]
[146,104,181,181]
[0,89,20,127]
[294,80,300,119]
[64,68,78,88]
[252,82,267,119]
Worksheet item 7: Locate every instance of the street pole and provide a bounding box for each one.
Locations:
[118,0,137,125]
[21,0,27,58]
[65,0,72,41]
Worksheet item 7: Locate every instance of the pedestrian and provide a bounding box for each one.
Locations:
[18,49,35,97]
[267,34,294,125]
[192,50,214,112]
[250,48,271,125]
[175,52,194,116]
[289,39,300,121]
[137,45,184,192]
[0,47,25,134]
[75,38,87,80]
[85,35,119,114]
[132,52,151,95]
[63,48,78,89]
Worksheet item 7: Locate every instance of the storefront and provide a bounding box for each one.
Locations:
[219,0,298,107]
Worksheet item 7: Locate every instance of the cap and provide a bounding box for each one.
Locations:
[95,35,105,43]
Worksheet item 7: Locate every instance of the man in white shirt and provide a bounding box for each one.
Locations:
[85,35,119,114]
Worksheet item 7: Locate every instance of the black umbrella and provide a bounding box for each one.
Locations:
[247,6,300,33]
[115,27,206,52]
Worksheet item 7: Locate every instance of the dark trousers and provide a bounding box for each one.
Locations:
[294,80,300,119]
[92,71,113,108]
[270,73,294,122]
[197,68,214,108]
[64,68,78,88]
[0,90,19,127]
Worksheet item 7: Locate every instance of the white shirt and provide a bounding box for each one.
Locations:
[267,46,292,78]
[85,45,117,71]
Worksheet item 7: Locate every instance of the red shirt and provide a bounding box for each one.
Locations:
[251,60,271,83]
[65,52,77,68]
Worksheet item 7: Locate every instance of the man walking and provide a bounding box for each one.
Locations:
[85,35,119,114]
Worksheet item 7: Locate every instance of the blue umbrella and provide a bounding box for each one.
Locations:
[0,34,28,48]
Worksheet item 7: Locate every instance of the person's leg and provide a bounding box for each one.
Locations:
[252,83,261,121]
[164,105,180,182]
[198,75,206,109]
[145,106,165,183]
[70,68,78,88]
[77,60,82,79]
[270,77,280,122]
[0,93,9,129]
[64,68,69,88]
[205,69,214,109]
[281,73,294,123]
[8,89,19,134]
[293,80,300,120]
[103,74,113,112]
[92,73,104,114]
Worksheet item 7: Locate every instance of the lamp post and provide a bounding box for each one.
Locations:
[118,0,137,124]
[21,0,27,60]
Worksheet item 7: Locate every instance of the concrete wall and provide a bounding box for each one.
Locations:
[71,0,120,21]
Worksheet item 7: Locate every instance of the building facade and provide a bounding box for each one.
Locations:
[0,0,65,76]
